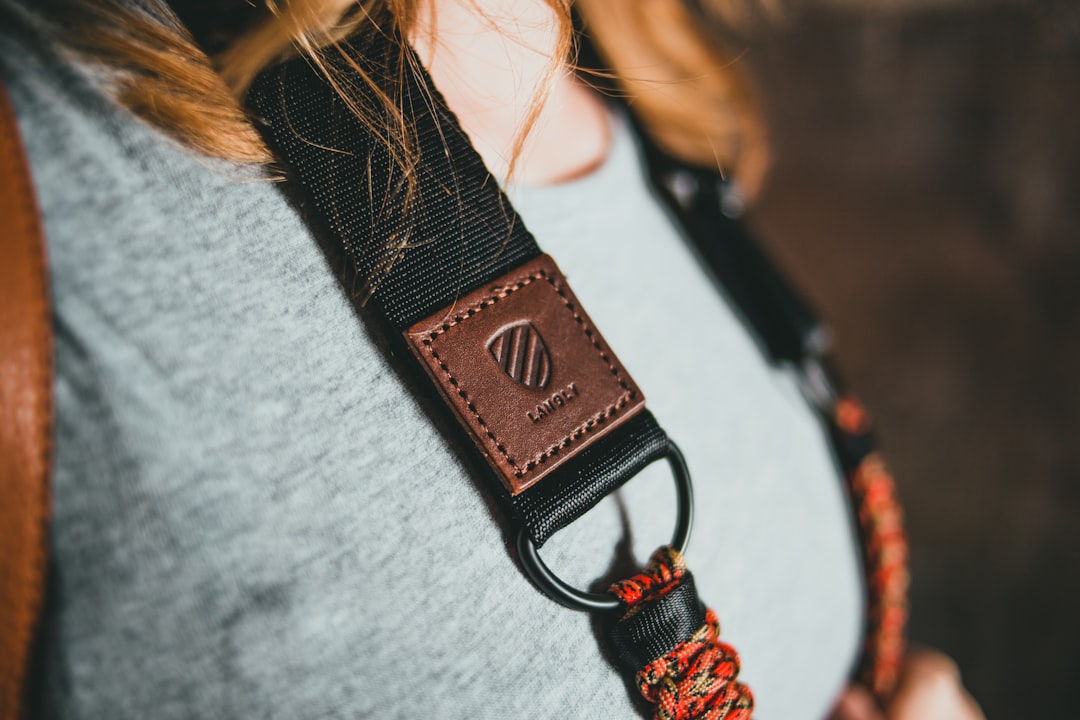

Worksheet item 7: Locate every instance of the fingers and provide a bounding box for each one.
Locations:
[899,647,962,684]
[828,685,887,720]
[887,649,985,720]
[830,649,985,720]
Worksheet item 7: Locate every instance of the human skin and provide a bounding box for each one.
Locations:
[830,650,986,720]
[410,0,609,185]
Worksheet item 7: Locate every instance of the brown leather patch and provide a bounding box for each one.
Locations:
[405,254,646,495]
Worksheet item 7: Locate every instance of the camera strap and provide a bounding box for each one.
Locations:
[246,29,907,717]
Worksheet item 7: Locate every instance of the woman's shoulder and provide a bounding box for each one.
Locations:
[0,1,260,230]
[0,2,307,299]
[1,1,127,174]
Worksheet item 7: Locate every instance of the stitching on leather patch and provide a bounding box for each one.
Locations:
[426,339,632,474]
[405,254,646,495]
[420,269,635,473]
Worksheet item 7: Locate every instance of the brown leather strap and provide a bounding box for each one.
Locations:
[0,79,53,720]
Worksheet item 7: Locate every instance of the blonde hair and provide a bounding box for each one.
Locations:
[577,0,772,194]
[47,0,771,191]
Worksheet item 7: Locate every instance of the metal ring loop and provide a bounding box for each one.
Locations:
[516,440,694,613]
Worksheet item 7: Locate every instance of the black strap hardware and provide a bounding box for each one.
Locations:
[246,33,686,556]
[244,23,907,707]
[517,439,694,611]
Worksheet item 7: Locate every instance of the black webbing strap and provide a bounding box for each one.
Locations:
[514,413,669,544]
[610,576,707,671]
[246,32,666,546]
[248,39,539,329]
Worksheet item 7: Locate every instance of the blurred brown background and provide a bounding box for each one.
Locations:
[742,1,1079,716]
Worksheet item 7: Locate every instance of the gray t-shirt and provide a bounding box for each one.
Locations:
[2,10,863,719]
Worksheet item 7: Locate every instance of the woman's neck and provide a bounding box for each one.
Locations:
[410,0,610,186]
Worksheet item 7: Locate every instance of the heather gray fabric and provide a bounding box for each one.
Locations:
[2,10,863,719]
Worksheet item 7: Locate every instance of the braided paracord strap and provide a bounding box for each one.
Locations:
[605,395,908,718]
[610,545,688,607]
[610,547,755,720]
[835,396,910,700]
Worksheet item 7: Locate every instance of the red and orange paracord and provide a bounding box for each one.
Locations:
[608,396,908,720]
[835,396,909,699]
[611,547,755,720]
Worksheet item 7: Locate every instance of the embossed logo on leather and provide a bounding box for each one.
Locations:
[404,255,646,496]
[488,321,551,390]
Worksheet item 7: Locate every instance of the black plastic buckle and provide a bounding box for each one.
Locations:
[516,440,694,612]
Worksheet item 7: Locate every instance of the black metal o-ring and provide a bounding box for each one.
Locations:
[516,440,694,613]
